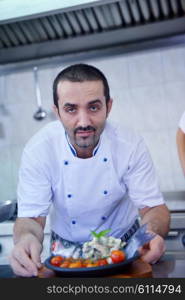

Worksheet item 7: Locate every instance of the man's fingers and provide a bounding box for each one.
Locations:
[138,243,149,256]
[12,248,38,275]
[140,249,159,263]
[9,256,36,277]
[140,235,166,264]
[30,243,42,268]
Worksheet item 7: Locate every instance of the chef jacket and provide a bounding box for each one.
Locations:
[17,120,164,242]
[179,111,185,133]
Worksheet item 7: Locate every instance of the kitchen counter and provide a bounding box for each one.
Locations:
[152,254,185,278]
[162,191,185,212]
[0,254,184,278]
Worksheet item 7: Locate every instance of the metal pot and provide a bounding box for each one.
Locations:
[0,200,17,222]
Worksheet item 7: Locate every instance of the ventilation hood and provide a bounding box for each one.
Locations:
[0,0,99,22]
[0,0,185,65]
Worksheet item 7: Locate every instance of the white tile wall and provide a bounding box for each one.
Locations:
[0,146,15,201]
[127,51,163,88]
[0,44,185,203]
[168,129,185,190]
[109,89,134,129]
[129,85,168,131]
[162,82,185,130]
[141,130,175,191]
[92,55,129,90]
[161,47,185,82]
[6,71,35,104]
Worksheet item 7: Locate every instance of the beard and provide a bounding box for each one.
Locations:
[66,123,106,149]
[74,133,97,148]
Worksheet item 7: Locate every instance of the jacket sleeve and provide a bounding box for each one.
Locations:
[123,137,164,209]
[17,148,52,217]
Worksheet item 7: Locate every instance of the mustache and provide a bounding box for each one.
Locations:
[74,126,96,134]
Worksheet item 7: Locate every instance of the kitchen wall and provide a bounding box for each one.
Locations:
[0,44,185,203]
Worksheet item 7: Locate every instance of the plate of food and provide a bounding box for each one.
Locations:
[44,225,154,277]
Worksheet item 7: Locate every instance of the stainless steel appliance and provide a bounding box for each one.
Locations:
[0,200,16,223]
[163,191,185,259]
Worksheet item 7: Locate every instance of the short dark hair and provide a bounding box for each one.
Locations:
[53,63,110,108]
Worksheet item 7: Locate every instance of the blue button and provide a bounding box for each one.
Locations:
[72,220,76,224]
[104,190,108,195]
[64,160,69,165]
[103,158,108,162]
[102,216,106,220]
[67,194,72,198]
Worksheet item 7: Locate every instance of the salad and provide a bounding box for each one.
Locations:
[50,229,127,268]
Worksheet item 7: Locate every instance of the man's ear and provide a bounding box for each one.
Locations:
[106,98,113,117]
[53,105,60,120]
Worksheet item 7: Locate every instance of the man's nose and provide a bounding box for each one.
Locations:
[77,111,91,128]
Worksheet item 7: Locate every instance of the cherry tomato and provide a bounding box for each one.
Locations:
[64,257,73,263]
[86,262,99,268]
[59,260,71,268]
[97,259,108,266]
[69,261,83,268]
[82,259,92,267]
[50,255,63,266]
[110,250,126,263]
[59,261,70,268]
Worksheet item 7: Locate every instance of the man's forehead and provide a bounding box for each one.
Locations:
[57,80,104,95]
[57,80,105,105]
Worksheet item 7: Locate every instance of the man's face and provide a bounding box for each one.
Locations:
[54,80,112,152]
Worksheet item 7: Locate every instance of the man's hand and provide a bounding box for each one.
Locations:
[139,204,169,264]
[9,233,42,277]
[10,217,45,277]
[139,234,166,264]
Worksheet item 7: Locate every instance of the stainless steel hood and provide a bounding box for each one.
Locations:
[0,0,185,65]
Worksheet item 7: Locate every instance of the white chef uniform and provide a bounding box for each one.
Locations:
[17,120,164,243]
[179,111,185,133]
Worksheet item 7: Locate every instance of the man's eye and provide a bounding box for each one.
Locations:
[90,106,99,112]
[66,107,76,113]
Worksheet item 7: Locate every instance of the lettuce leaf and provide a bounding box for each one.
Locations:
[91,229,111,238]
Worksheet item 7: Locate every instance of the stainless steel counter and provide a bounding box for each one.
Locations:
[152,254,185,278]
[162,191,185,212]
[161,191,185,259]
[0,254,184,278]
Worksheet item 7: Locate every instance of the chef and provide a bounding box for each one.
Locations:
[10,63,170,277]
[177,111,185,175]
